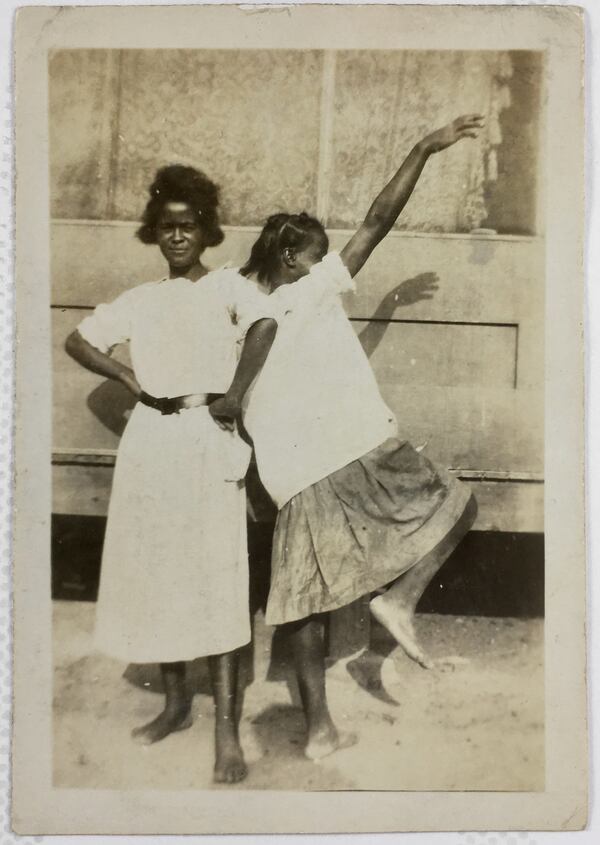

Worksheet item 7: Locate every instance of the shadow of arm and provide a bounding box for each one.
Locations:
[358,272,439,358]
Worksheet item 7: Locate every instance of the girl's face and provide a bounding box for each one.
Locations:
[156,201,205,273]
[289,232,328,281]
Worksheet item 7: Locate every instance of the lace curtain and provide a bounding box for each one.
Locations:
[328,50,514,232]
[49,49,323,225]
[50,49,525,233]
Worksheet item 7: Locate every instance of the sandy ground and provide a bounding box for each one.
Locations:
[53,600,544,791]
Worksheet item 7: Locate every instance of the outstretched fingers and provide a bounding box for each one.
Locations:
[454,114,485,137]
[456,113,485,127]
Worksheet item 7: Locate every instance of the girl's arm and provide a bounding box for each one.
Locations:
[340,114,485,277]
[65,330,142,398]
[209,317,278,431]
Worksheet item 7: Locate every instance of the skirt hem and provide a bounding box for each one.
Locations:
[266,448,476,626]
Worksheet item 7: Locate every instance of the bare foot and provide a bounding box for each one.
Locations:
[305,724,358,761]
[132,707,193,745]
[214,735,247,784]
[370,595,434,669]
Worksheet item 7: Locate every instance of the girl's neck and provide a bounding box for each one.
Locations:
[169,261,208,282]
[267,265,297,291]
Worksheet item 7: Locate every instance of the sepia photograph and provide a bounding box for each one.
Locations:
[50,43,544,792]
[11,2,586,835]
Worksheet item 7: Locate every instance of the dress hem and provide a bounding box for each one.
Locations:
[92,633,252,665]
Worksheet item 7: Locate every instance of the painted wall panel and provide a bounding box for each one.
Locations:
[53,309,132,452]
[381,386,543,473]
[52,221,543,325]
[51,224,543,476]
[336,233,543,327]
[354,320,517,389]
[51,221,258,306]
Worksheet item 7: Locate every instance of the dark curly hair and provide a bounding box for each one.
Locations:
[240,212,328,283]
[136,164,225,248]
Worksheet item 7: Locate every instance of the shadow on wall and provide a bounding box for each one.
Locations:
[87,380,136,438]
[358,272,439,357]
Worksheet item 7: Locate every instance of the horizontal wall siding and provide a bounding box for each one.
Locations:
[354,321,518,388]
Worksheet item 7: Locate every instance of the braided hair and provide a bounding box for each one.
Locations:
[136,164,224,248]
[241,212,328,283]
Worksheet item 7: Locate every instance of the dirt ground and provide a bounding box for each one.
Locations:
[53,600,544,792]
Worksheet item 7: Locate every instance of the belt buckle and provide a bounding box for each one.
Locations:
[160,397,180,415]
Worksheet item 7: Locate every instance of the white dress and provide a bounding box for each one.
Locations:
[77,269,269,663]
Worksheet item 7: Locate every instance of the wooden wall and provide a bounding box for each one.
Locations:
[50,49,544,532]
[52,222,544,532]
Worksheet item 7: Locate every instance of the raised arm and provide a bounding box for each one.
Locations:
[209,317,278,431]
[340,114,485,277]
[65,330,142,398]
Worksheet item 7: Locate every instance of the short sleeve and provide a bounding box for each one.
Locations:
[226,272,280,338]
[270,251,355,318]
[308,251,355,295]
[77,287,140,353]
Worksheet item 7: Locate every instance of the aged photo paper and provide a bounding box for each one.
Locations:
[12,2,586,835]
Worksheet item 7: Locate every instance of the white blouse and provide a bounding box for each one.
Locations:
[77,268,271,398]
[243,252,398,509]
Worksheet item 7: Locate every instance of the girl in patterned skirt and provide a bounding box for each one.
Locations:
[210,115,484,760]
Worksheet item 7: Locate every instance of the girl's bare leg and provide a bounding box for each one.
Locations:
[287,617,357,760]
[132,661,192,744]
[208,650,247,784]
[370,494,478,668]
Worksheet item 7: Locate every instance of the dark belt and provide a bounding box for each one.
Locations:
[138,391,224,415]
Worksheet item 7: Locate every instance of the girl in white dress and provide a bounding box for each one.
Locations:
[66,165,276,783]
[210,116,484,761]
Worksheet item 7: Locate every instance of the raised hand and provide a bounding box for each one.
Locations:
[423,114,485,154]
[340,114,484,279]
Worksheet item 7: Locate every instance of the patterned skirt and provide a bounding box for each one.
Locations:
[265,437,476,625]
